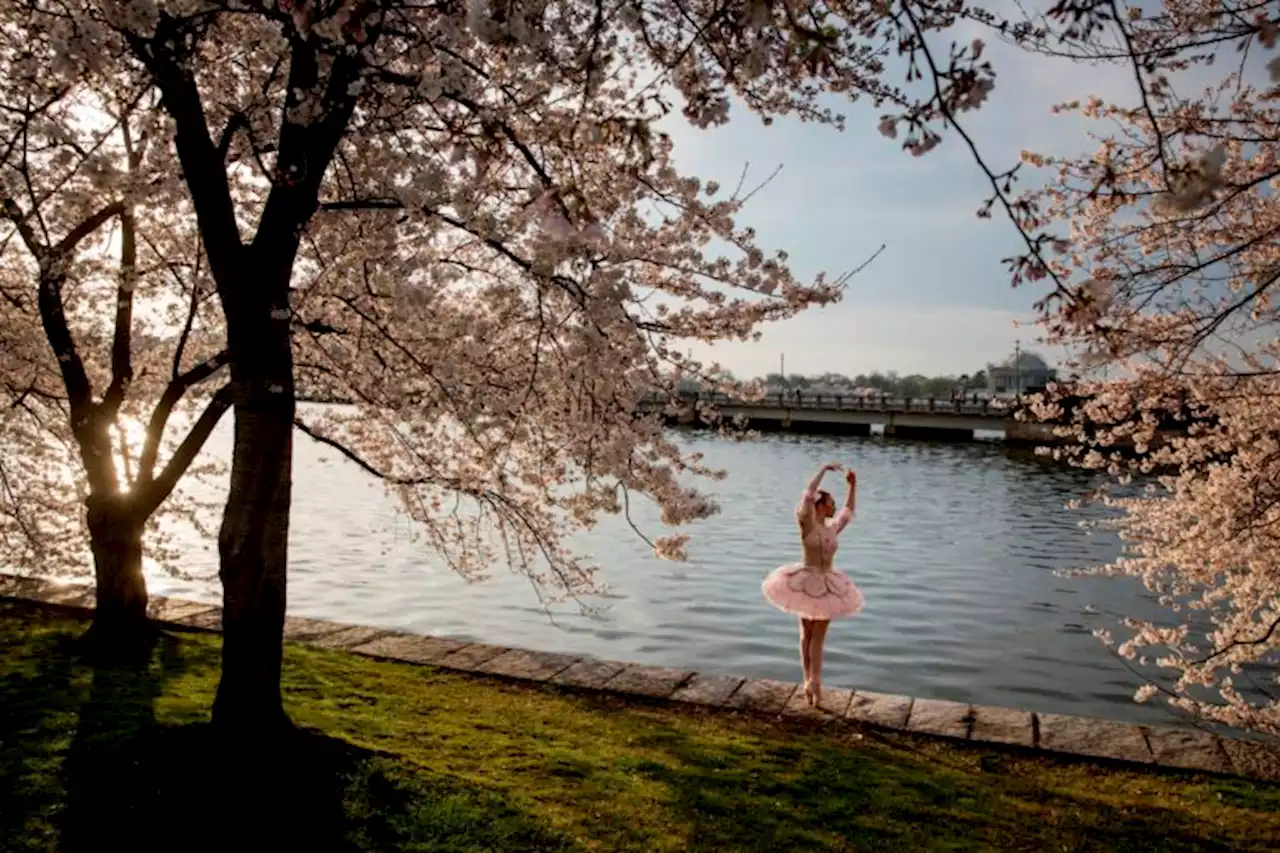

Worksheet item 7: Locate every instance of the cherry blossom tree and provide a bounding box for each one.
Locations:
[0,28,231,661]
[0,0,1014,732]
[83,0,836,731]
[881,0,1280,733]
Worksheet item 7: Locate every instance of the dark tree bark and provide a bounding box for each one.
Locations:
[212,277,295,734]
[75,379,232,664]
[126,13,364,733]
[212,404,293,732]
[80,493,154,664]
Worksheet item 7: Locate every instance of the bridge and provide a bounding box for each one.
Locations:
[636,391,1056,444]
[299,388,1059,444]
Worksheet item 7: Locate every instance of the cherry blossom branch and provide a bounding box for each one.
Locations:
[0,83,72,172]
[1008,1,1272,63]
[124,19,244,283]
[102,115,141,418]
[2,195,125,262]
[898,2,1072,302]
[254,34,363,271]
[1194,614,1280,667]
[4,195,128,428]
[319,197,593,307]
[4,379,65,411]
[138,383,234,517]
[617,482,657,551]
[293,418,552,568]
[326,295,493,449]
[53,201,125,258]
[137,350,231,487]
[216,111,248,162]
[1105,0,1171,182]
[1,197,46,257]
[0,462,43,558]
[293,417,430,486]
[138,229,209,383]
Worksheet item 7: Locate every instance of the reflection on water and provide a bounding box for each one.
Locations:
[116,413,1201,727]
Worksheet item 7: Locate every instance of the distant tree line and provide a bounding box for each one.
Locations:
[760,371,989,399]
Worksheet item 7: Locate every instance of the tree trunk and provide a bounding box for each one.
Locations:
[212,379,295,735]
[82,494,155,664]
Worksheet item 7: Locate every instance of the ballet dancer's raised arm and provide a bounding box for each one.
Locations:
[797,462,841,532]
[833,469,856,533]
[805,461,842,498]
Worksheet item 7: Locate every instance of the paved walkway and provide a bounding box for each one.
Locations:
[4,572,1278,782]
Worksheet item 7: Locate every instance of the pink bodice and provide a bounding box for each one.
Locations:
[795,488,852,571]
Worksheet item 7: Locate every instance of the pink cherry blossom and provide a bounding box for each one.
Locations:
[941,0,1280,733]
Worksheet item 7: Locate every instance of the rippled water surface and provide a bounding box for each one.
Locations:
[128,415,1188,725]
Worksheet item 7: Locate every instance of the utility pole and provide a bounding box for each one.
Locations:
[1014,338,1022,396]
[780,352,785,384]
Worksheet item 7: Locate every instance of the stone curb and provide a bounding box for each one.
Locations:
[3,573,1279,782]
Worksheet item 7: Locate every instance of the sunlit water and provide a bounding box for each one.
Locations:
[76,408,1208,728]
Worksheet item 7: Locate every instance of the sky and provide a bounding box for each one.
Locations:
[659,6,1155,380]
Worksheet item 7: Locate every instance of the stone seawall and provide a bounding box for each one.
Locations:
[4,572,1278,782]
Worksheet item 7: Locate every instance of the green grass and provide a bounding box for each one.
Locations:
[1,601,1278,852]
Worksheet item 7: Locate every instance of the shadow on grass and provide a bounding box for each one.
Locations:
[601,710,1267,853]
[57,717,575,852]
[0,603,578,853]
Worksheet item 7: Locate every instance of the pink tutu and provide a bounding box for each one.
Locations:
[762,562,865,621]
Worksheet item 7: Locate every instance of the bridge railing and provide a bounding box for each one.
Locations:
[638,390,1017,417]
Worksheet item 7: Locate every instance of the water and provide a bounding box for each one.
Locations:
[124,411,1199,728]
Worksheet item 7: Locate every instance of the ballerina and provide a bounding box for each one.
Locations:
[761,462,865,706]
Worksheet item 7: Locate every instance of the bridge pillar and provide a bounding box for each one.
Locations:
[884,425,974,442]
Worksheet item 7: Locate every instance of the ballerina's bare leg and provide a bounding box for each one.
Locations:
[807,619,831,705]
[799,618,813,693]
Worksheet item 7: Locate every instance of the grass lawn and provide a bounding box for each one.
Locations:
[1,601,1278,852]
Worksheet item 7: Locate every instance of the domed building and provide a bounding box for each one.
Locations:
[984,349,1057,396]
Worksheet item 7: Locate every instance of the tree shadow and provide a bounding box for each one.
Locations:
[54,711,580,852]
[58,713,379,852]
[0,603,579,852]
[0,626,81,851]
